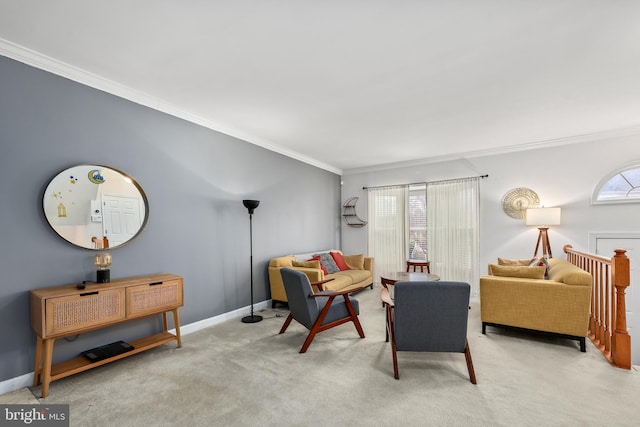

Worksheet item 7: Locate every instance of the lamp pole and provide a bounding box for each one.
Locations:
[242,200,262,323]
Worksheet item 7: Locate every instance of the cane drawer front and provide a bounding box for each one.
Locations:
[44,288,126,336]
[126,279,184,317]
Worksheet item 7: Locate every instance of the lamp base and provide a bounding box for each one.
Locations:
[97,269,110,283]
[533,227,553,259]
[241,314,263,323]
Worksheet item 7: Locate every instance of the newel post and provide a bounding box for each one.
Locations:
[612,249,631,369]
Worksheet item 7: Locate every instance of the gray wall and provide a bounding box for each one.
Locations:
[0,56,341,381]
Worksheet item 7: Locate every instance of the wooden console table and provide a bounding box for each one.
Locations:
[30,273,184,398]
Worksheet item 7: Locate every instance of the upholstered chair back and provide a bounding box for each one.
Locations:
[394,281,470,353]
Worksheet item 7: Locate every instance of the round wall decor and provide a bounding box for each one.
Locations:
[501,187,540,219]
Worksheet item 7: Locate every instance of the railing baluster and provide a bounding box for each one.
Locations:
[563,245,631,369]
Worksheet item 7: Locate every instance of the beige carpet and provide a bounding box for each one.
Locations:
[3,285,640,426]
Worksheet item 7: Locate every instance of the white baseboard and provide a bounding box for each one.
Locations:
[0,300,272,396]
[0,373,34,396]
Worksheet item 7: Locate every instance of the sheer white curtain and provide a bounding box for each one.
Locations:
[427,177,480,295]
[367,186,408,280]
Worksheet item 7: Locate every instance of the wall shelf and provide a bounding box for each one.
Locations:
[342,197,367,227]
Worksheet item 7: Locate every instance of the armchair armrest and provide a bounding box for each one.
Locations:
[380,287,394,307]
[310,278,334,291]
[309,286,364,297]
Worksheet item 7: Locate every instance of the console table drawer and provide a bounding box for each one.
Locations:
[126,279,183,317]
[45,288,126,336]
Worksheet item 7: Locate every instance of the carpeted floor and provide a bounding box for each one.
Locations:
[2,285,640,426]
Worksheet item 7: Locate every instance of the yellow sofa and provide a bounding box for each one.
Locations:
[480,257,592,351]
[268,250,374,307]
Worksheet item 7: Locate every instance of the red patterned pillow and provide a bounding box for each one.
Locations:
[330,251,350,271]
[308,256,329,275]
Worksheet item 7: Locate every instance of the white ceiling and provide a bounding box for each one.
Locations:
[2,1,640,174]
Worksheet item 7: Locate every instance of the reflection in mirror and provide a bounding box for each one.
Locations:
[43,165,148,250]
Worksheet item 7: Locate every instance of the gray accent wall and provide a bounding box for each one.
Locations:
[0,56,341,382]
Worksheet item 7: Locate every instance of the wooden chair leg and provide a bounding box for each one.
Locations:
[344,296,365,338]
[385,306,390,342]
[289,294,366,353]
[465,340,477,384]
[300,328,319,353]
[279,313,293,334]
[299,295,336,353]
[391,333,399,379]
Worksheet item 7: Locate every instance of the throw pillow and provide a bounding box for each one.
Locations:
[489,264,546,280]
[307,256,329,275]
[314,253,341,274]
[330,251,350,271]
[292,260,321,269]
[343,254,365,270]
[498,257,535,266]
[531,257,550,279]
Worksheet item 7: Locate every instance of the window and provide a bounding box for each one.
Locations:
[593,165,640,204]
[408,185,427,260]
[367,177,480,295]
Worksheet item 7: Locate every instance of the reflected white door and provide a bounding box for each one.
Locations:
[594,237,639,366]
[102,195,143,247]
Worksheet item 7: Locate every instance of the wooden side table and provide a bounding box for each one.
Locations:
[406,260,431,273]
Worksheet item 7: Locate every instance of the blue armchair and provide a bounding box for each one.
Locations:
[279,268,365,353]
[385,281,477,383]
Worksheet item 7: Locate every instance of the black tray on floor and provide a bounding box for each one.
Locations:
[81,340,135,362]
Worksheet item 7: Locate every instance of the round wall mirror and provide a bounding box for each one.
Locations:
[43,164,148,250]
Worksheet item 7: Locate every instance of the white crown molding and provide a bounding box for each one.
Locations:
[4,37,640,178]
[342,125,640,175]
[0,38,342,176]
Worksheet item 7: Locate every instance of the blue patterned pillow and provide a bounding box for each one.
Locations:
[314,252,341,274]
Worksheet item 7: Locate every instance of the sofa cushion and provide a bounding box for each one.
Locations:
[315,252,341,274]
[322,273,357,291]
[489,264,546,279]
[269,256,296,268]
[498,257,535,266]
[333,269,371,283]
[293,260,321,269]
[308,256,329,275]
[343,254,365,270]
[548,259,592,286]
[330,251,350,271]
[529,257,550,278]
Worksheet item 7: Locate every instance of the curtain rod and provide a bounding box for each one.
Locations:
[362,174,488,190]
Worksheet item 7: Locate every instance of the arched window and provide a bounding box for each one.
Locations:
[592,164,640,204]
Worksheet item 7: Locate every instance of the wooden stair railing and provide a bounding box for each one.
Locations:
[564,244,631,369]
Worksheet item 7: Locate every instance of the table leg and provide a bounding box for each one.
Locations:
[33,336,43,387]
[172,309,182,348]
[40,338,55,398]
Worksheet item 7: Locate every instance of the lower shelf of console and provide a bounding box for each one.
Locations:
[49,331,178,381]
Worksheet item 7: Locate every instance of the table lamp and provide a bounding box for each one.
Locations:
[95,252,112,283]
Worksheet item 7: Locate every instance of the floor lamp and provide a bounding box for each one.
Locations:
[242,199,262,323]
[526,207,561,258]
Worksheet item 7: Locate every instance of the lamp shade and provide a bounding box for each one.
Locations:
[243,199,260,215]
[525,207,561,226]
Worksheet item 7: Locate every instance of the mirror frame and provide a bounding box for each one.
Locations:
[43,164,149,250]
